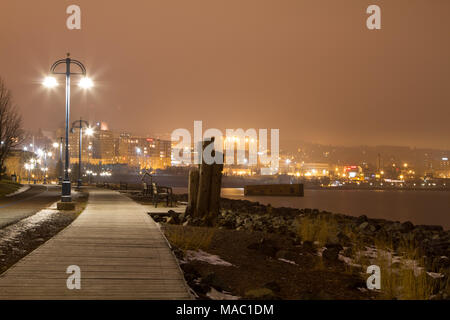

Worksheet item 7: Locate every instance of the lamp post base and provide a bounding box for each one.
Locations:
[62,180,71,202]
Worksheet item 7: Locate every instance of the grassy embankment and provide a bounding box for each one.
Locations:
[0,180,22,197]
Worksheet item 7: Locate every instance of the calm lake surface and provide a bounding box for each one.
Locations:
[175,188,450,229]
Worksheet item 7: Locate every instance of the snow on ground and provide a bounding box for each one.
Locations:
[185,250,234,267]
[206,287,240,300]
[427,272,444,279]
[278,258,297,265]
[338,245,443,280]
[0,204,58,244]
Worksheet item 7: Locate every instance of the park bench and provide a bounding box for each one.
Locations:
[151,182,173,208]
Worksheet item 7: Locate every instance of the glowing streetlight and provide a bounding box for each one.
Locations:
[85,127,94,136]
[136,147,142,169]
[53,142,59,148]
[43,76,58,88]
[78,77,94,89]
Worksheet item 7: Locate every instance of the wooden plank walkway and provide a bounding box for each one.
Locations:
[0,189,192,300]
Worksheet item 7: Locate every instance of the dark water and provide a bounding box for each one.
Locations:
[175,188,450,229]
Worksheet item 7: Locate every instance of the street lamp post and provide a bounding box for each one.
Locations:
[71,118,91,188]
[87,145,92,185]
[53,138,63,184]
[59,137,63,183]
[44,53,93,204]
[43,148,48,184]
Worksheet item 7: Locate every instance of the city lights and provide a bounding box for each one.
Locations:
[36,149,44,157]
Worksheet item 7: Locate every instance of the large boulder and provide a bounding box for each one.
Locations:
[322,247,340,262]
[302,240,317,253]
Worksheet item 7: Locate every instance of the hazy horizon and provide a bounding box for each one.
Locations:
[1,1,449,150]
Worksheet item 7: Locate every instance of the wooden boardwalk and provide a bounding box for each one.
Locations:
[0,189,192,300]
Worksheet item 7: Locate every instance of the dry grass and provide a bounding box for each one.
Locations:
[297,214,339,247]
[374,250,435,300]
[296,215,445,299]
[297,215,340,271]
[165,225,215,251]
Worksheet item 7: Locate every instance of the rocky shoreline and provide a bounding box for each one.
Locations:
[158,194,450,299]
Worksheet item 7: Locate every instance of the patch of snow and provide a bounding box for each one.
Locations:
[5,185,30,197]
[278,258,297,265]
[363,246,378,259]
[338,254,362,268]
[342,246,431,279]
[0,204,58,244]
[427,272,444,279]
[316,247,326,257]
[185,250,234,267]
[207,287,240,300]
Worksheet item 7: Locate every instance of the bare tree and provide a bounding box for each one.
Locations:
[0,78,24,174]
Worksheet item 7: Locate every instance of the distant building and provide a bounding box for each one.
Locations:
[92,129,115,164]
[434,157,450,178]
[299,163,330,177]
[104,131,172,170]
[67,127,94,164]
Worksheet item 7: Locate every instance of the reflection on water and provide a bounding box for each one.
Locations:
[173,187,450,229]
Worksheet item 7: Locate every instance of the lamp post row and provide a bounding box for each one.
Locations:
[44,53,93,204]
